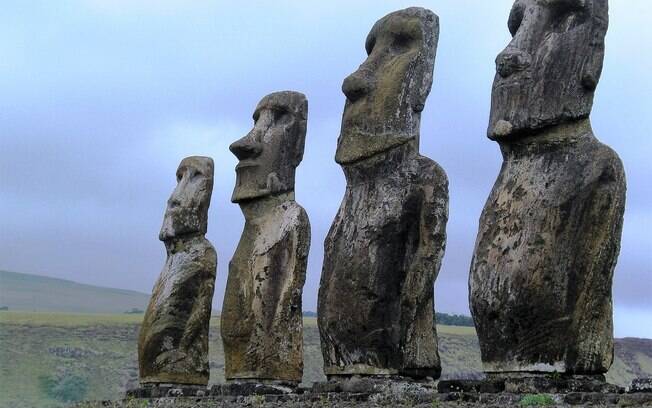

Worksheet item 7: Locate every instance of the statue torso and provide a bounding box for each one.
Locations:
[319,148,444,373]
[470,128,625,373]
[221,199,309,381]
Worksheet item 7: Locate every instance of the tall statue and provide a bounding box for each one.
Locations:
[318,7,448,379]
[221,91,310,385]
[470,0,626,375]
[138,156,217,385]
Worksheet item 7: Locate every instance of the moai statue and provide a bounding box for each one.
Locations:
[221,91,310,385]
[318,8,448,379]
[470,0,626,375]
[138,156,217,385]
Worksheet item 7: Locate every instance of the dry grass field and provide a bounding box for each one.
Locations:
[1,311,649,408]
[0,274,648,407]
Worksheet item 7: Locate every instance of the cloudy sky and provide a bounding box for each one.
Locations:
[1,0,650,338]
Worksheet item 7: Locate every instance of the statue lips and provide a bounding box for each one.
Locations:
[493,73,532,89]
[235,158,259,170]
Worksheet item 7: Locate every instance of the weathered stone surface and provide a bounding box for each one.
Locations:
[211,382,297,396]
[499,374,622,394]
[470,0,626,375]
[438,374,623,395]
[126,384,208,399]
[438,379,505,394]
[630,378,652,393]
[488,0,609,140]
[300,377,441,407]
[318,7,448,379]
[76,389,652,408]
[619,393,652,407]
[221,91,310,384]
[564,392,621,406]
[138,157,217,385]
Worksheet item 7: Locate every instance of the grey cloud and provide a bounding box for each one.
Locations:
[0,0,649,338]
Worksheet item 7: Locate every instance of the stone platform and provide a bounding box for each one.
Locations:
[126,381,299,399]
[74,376,652,407]
[438,374,623,394]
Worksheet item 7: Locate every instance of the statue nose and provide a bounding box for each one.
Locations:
[167,183,186,208]
[229,136,262,161]
[168,195,181,208]
[496,48,532,78]
[342,71,372,103]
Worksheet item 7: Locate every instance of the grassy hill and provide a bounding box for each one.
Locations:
[0,271,149,314]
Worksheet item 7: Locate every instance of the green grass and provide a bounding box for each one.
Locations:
[519,394,556,406]
[1,312,153,407]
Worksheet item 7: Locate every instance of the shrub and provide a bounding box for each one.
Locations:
[519,394,556,406]
[434,312,474,327]
[39,373,89,402]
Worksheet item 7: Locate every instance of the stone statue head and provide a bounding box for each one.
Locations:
[335,7,438,165]
[230,91,308,203]
[159,156,214,241]
[489,0,609,140]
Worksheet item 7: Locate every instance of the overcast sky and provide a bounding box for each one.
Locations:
[1,0,650,338]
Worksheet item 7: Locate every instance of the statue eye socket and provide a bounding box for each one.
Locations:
[273,108,291,125]
[548,4,587,32]
[508,4,525,37]
[392,33,413,51]
[365,36,376,56]
[545,0,585,12]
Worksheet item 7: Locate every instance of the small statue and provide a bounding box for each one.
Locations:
[138,156,217,385]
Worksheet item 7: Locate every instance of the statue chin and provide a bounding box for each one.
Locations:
[158,208,204,240]
[231,184,284,203]
[335,130,413,165]
[231,188,270,203]
[232,171,293,203]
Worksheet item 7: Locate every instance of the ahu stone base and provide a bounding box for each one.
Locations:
[126,381,298,399]
[73,376,652,407]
